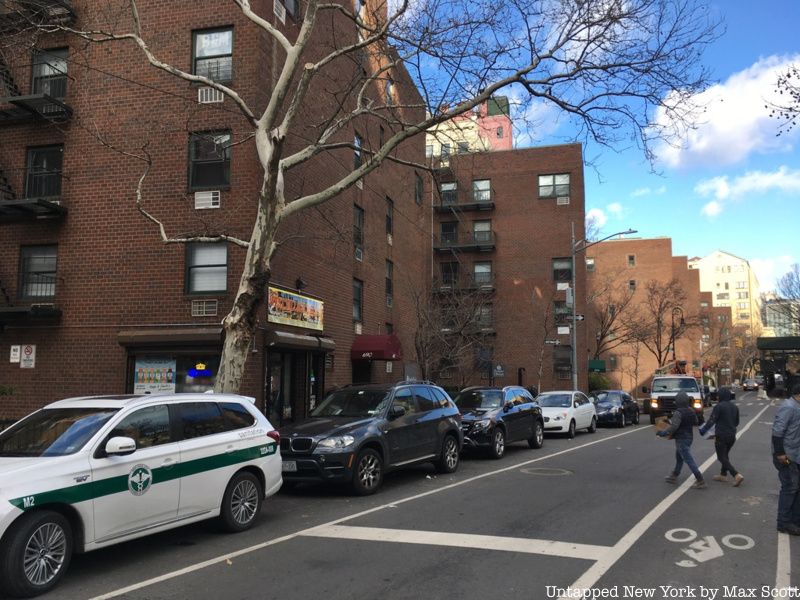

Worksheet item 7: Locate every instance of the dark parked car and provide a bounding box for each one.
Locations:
[589,390,640,427]
[453,386,544,459]
[279,382,463,495]
[742,378,759,391]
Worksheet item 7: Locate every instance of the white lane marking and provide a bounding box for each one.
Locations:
[776,533,791,590]
[559,403,772,599]
[301,525,611,561]
[89,427,644,600]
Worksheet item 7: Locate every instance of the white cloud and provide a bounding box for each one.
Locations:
[652,54,800,168]
[751,255,796,293]
[630,186,667,198]
[694,166,800,217]
[701,200,722,217]
[607,202,623,217]
[586,208,607,228]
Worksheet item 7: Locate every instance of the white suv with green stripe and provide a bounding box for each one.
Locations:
[0,393,282,598]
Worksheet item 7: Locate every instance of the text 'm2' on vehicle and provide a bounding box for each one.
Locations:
[589,390,640,428]
[279,382,463,495]
[642,375,705,425]
[452,386,544,459]
[0,393,282,598]
[537,391,597,439]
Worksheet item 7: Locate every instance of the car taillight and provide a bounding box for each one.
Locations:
[267,430,280,443]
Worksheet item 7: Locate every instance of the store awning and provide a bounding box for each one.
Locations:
[265,330,335,351]
[118,326,223,346]
[351,334,403,361]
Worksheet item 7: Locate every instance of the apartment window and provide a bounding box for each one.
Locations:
[552,258,572,282]
[378,126,384,149]
[608,304,617,317]
[440,182,457,205]
[19,245,57,298]
[737,302,749,309]
[717,292,729,300]
[627,254,636,267]
[353,205,364,251]
[415,172,423,205]
[737,292,749,299]
[554,300,570,323]
[193,28,233,83]
[186,243,227,294]
[585,257,595,272]
[457,141,469,154]
[385,323,393,334]
[425,144,434,157]
[385,77,394,105]
[441,262,459,285]
[538,173,570,198]
[473,220,491,243]
[472,179,491,203]
[354,133,363,169]
[700,301,709,308]
[31,48,67,98]
[385,260,393,303]
[609,355,618,370]
[476,305,493,328]
[736,281,747,289]
[440,222,457,245]
[189,131,231,189]
[353,278,363,322]
[385,197,393,235]
[473,262,492,285]
[25,145,63,199]
[496,126,503,139]
[724,282,729,290]
[277,0,298,18]
[738,313,749,320]
[440,143,451,158]
[628,279,636,291]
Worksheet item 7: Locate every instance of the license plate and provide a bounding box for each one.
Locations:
[282,461,297,473]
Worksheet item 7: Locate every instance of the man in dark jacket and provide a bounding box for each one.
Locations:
[772,383,800,535]
[699,387,742,486]
[657,392,706,489]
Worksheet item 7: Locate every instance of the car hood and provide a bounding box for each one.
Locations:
[540,406,569,415]
[281,416,375,438]
[459,408,496,421]
[0,455,72,479]
[594,402,616,412]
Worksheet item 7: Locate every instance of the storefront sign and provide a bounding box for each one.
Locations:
[19,345,35,369]
[134,358,176,394]
[10,345,21,363]
[268,286,324,331]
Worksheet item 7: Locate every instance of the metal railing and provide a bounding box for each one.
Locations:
[19,264,56,298]
[25,169,61,199]
[436,230,495,247]
[32,73,66,98]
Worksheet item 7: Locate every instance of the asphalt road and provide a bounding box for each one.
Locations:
[23,390,797,600]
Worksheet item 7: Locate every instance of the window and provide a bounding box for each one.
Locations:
[724,282,729,290]
[385,197,393,235]
[353,205,364,251]
[737,292,749,299]
[440,143,451,158]
[496,126,503,139]
[737,302,749,309]
[473,220,491,243]
[736,281,747,289]
[472,179,491,203]
[354,133,363,169]
[473,262,492,285]
[179,403,227,439]
[413,386,437,412]
[193,28,233,83]
[186,243,227,293]
[31,48,67,98]
[110,405,172,448]
[717,293,729,300]
[457,141,469,154]
[277,0,298,18]
[392,388,417,415]
[25,145,63,199]
[189,131,231,189]
[440,221,457,245]
[627,254,636,267]
[738,312,749,320]
[538,173,570,198]
[609,355,618,370]
[441,262,459,285]
[385,260,393,302]
[628,279,636,291]
[554,300,570,323]
[425,144,433,157]
[415,172,423,205]
[585,257,595,272]
[379,126,384,149]
[385,77,394,105]
[700,301,709,308]
[552,258,572,282]
[220,402,256,429]
[440,182,457,205]
[385,323,393,334]
[19,245,57,298]
[353,278,363,321]
[476,305,493,328]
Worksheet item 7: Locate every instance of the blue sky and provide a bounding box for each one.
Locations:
[524,1,800,292]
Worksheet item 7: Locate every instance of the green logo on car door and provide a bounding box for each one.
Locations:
[128,464,153,496]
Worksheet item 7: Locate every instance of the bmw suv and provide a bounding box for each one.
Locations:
[279,382,462,495]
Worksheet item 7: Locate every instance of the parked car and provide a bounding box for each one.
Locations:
[589,390,640,427]
[453,386,544,459]
[755,375,765,387]
[279,382,462,495]
[537,391,597,438]
[742,378,759,391]
[0,393,281,598]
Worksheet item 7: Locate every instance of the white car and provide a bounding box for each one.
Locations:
[538,391,597,438]
[0,393,282,598]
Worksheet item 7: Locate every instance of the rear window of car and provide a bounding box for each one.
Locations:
[538,393,572,407]
[0,407,119,457]
[220,402,256,429]
[179,402,227,439]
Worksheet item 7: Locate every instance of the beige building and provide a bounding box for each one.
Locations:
[425,97,514,157]
[688,251,762,334]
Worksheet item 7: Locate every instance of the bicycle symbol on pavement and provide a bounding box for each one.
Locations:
[665,528,755,567]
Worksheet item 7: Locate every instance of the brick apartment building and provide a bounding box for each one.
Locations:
[429,144,587,392]
[587,237,731,393]
[0,0,430,425]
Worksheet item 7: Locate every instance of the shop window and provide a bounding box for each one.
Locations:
[186,242,227,293]
[193,28,233,83]
[189,131,231,189]
[19,245,57,299]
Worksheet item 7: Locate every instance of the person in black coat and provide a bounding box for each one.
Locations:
[657,392,706,489]
[699,387,743,486]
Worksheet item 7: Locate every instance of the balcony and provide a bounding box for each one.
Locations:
[434,230,496,253]
[436,272,496,293]
[0,168,66,222]
[0,0,75,32]
[0,91,72,125]
[434,188,495,213]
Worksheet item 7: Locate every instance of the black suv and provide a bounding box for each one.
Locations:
[279,382,462,495]
[453,386,544,459]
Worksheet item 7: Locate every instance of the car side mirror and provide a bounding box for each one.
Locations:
[389,405,406,419]
[641,386,649,394]
[105,436,136,456]
[573,401,579,408]
[503,402,513,412]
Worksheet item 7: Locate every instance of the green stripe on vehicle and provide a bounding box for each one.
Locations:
[9,442,276,510]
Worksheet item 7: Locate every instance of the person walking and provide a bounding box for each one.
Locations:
[772,383,800,535]
[699,387,743,486]
[657,392,706,489]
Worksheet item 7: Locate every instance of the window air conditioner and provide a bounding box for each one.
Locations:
[387,233,393,246]
[556,196,570,205]
[198,87,224,104]
[194,190,221,210]
[192,299,218,317]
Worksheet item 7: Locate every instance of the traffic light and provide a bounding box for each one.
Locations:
[735,338,743,348]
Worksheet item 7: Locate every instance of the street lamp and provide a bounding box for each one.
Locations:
[671,306,685,363]
[570,224,638,390]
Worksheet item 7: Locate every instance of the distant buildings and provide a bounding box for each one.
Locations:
[762,295,800,337]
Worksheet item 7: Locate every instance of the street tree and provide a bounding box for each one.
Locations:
[7,0,720,392]
[769,64,800,136]
[771,264,800,332]
[588,269,637,359]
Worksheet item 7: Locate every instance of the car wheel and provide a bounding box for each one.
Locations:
[528,420,544,449]
[435,434,460,473]
[220,471,263,533]
[352,448,383,495]
[633,410,640,425]
[0,510,73,598]
[588,416,597,433]
[567,420,576,439]
[488,428,505,459]
[618,412,626,428]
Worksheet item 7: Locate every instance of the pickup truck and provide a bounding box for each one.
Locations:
[642,375,705,425]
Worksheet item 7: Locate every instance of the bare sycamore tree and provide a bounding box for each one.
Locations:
[769,64,800,136]
[770,264,800,333]
[588,269,636,359]
[13,0,719,392]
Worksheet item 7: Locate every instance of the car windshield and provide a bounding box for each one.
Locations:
[453,390,503,410]
[652,378,699,393]
[310,388,391,418]
[0,407,120,457]
[538,393,572,408]
[591,392,620,405]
